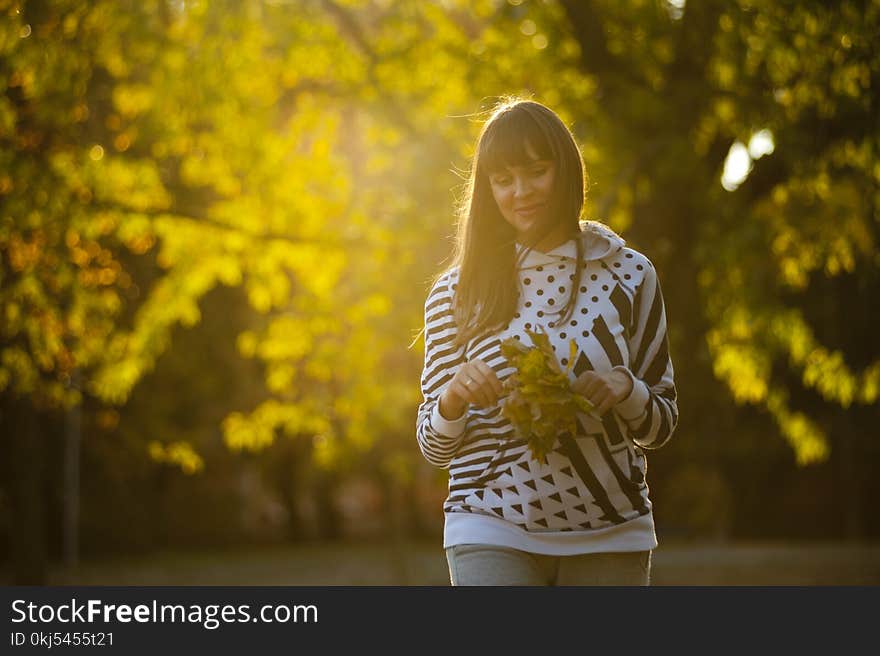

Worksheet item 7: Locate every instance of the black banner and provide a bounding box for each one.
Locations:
[1,586,876,653]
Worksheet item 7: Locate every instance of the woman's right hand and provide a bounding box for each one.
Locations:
[438,359,504,420]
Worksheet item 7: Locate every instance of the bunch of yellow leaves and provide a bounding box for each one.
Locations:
[499,327,596,460]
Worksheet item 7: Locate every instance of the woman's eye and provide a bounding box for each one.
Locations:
[493,177,511,186]
[531,168,547,176]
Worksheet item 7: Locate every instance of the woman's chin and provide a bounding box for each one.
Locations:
[515,219,536,235]
[518,217,554,241]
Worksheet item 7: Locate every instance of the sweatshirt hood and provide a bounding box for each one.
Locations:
[515,220,625,270]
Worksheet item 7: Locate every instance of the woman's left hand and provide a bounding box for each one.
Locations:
[572,369,633,418]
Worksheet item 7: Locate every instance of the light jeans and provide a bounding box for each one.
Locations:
[446,543,651,586]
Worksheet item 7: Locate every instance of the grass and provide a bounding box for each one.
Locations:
[8,538,879,586]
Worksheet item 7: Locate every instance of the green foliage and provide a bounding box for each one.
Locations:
[500,328,595,460]
[695,0,880,464]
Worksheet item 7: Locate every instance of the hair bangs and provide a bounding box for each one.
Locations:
[478,109,554,176]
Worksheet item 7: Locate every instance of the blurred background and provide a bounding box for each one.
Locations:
[1,0,878,585]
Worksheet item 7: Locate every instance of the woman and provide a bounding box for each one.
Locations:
[416,98,679,586]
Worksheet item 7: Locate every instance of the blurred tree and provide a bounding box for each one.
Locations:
[696,0,879,537]
[0,0,357,579]
[1,0,183,584]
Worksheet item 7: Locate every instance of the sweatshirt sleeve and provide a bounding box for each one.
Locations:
[415,272,469,468]
[612,259,679,449]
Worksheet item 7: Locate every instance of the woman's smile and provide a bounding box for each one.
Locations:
[515,202,544,217]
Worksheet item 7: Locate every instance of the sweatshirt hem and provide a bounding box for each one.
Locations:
[443,511,658,556]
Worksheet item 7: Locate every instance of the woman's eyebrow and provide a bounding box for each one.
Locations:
[490,160,552,174]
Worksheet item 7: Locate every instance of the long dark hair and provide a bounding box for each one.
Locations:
[444,98,589,348]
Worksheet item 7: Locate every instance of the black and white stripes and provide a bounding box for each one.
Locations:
[621,261,678,449]
[416,271,468,468]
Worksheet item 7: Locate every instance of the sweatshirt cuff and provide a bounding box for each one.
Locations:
[430,402,467,438]
[612,366,651,424]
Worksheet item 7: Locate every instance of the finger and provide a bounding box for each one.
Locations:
[450,376,472,406]
[449,379,474,407]
[592,389,613,416]
[576,372,601,398]
[473,359,504,398]
[470,383,492,407]
[576,370,599,385]
[454,369,483,405]
[462,367,493,407]
[471,362,502,403]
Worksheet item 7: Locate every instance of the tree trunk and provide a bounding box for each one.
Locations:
[266,437,310,542]
[2,393,49,585]
[313,469,342,540]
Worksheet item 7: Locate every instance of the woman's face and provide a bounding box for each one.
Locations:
[487,143,559,249]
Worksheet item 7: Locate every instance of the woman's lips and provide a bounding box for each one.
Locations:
[515,203,544,217]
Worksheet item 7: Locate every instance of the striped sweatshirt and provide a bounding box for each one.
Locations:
[416,221,678,555]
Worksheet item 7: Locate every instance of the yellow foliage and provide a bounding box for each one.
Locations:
[148,440,204,474]
[236,331,258,358]
[768,309,870,407]
[312,433,338,468]
[223,411,276,452]
[803,349,857,407]
[859,362,880,404]
[89,358,143,404]
[223,399,333,453]
[711,342,769,404]
[304,359,333,382]
[112,83,154,117]
[266,362,297,394]
[766,389,829,465]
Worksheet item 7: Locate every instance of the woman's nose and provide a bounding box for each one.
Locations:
[513,175,532,197]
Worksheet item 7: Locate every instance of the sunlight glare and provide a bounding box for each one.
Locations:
[748,129,775,159]
[664,0,686,20]
[721,142,751,191]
